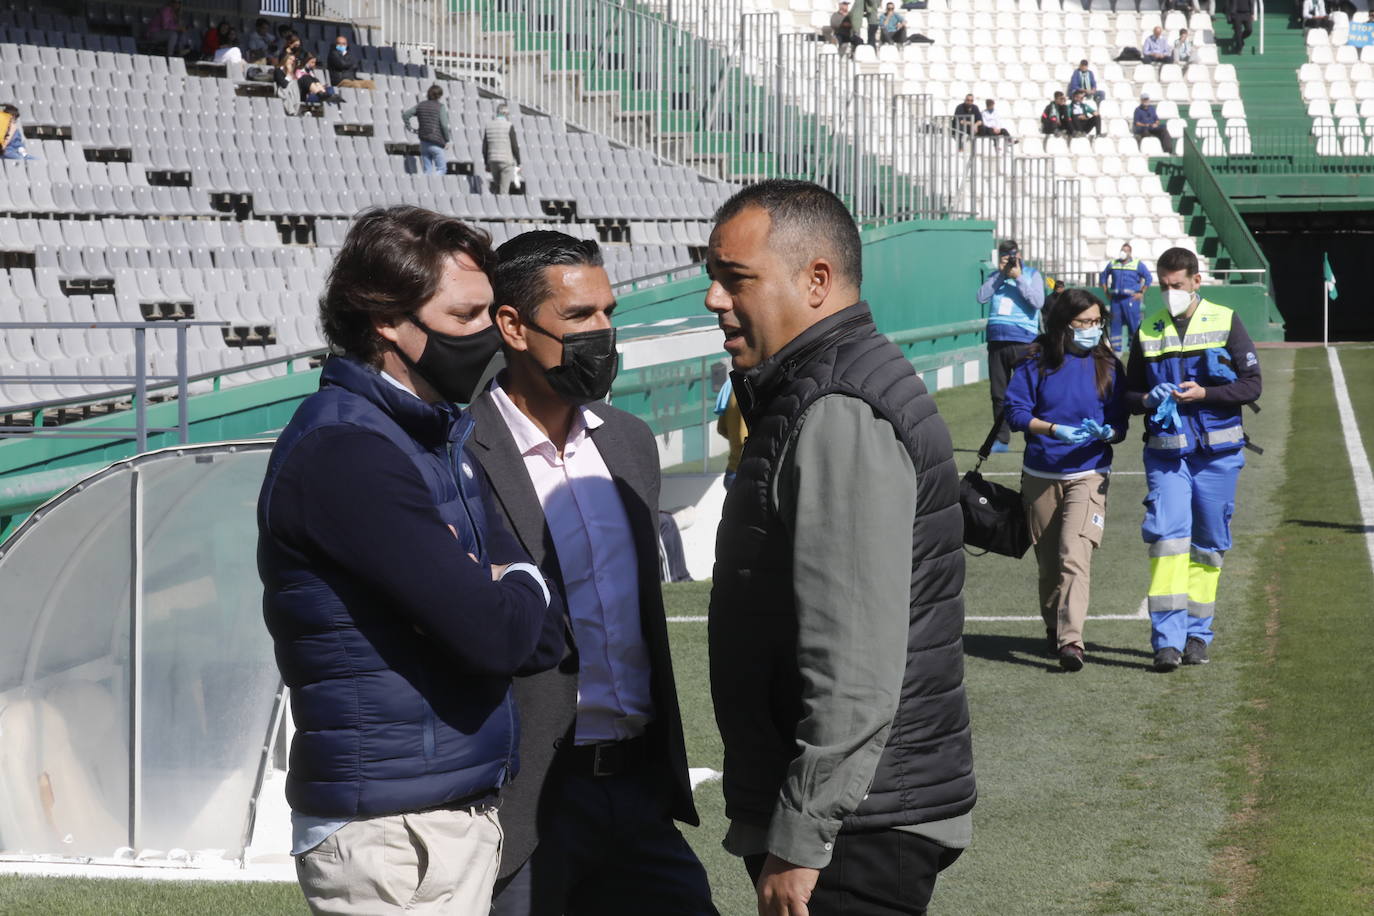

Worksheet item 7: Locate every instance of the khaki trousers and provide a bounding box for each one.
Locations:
[296,806,502,915]
[1021,472,1108,649]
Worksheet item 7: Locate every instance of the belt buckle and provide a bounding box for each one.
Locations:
[591,742,617,777]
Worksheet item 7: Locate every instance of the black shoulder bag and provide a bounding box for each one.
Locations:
[959,412,1032,558]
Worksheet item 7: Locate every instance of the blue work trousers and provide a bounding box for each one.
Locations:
[1109,294,1142,353]
[1142,449,1245,651]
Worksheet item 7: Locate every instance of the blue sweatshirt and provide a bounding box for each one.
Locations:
[1004,347,1129,476]
[978,268,1046,343]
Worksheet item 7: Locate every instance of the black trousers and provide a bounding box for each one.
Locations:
[491,765,714,916]
[1231,15,1253,50]
[744,831,963,915]
[987,340,1030,444]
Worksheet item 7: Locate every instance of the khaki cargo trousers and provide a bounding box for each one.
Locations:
[1021,472,1109,650]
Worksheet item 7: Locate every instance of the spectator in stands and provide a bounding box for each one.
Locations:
[879,2,907,43]
[1302,0,1333,31]
[1229,0,1255,54]
[1133,93,1175,153]
[979,98,1014,144]
[298,53,344,106]
[979,239,1047,451]
[213,27,243,65]
[954,93,982,138]
[1070,89,1102,137]
[1143,25,1172,64]
[826,1,862,55]
[1068,60,1105,103]
[329,33,374,89]
[279,27,302,62]
[1,104,35,161]
[201,20,230,60]
[258,206,563,916]
[1041,91,1071,135]
[404,85,451,175]
[1173,29,1195,68]
[483,103,522,195]
[246,18,277,61]
[145,0,192,58]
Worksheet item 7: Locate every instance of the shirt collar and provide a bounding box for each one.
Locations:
[489,377,601,457]
[379,370,421,400]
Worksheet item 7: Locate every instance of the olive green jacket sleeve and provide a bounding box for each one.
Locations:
[766,394,918,869]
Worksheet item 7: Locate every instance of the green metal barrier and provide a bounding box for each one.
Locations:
[1182,130,1274,299]
[1,217,1004,538]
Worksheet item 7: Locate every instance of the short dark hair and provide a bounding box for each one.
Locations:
[320,206,496,365]
[1,103,18,116]
[1156,246,1199,277]
[713,179,863,288]
[1079,59,1089,66]
[255,17,268,28]
[493,230,605,325]
[998,238,1019,256]
[427,84,443,101]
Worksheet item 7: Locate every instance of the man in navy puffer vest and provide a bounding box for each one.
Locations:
[258,207,565,915]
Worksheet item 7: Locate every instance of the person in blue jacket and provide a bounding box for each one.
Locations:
[257,206,566,914]
[1099,242,1153,353]
[979,238,1047,451]
[1005,288,1128,671]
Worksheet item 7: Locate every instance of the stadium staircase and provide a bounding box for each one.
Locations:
[1229,0,1311,152]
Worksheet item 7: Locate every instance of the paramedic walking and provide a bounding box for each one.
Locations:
[1125,247,1262,672]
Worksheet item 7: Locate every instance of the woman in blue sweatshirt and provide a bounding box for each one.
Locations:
[1005,288,1128,671]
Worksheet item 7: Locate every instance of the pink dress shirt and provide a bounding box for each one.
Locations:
[490,382,654,744]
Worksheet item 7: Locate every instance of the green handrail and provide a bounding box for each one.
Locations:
[1181,129,1273,299]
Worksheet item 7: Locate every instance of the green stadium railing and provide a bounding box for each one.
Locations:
[1181,129,1274,300]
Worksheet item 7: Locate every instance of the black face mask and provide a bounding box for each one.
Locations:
[525,320,619,406]
[397,316,501,404]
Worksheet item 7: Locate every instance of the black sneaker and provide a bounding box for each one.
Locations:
[1058,644,1085,672]
[1183,637,1210,665]
[1153,647,1182,672]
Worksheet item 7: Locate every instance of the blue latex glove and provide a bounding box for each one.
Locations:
[714,377,733,416]
[1051,424,1092,444]
[1144,381,1180,409]
[1081,418,1115,441]
[1152,394,1180,431]
[1203,348,1237,383]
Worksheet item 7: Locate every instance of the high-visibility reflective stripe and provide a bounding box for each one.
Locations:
[1190,546,1225,568]
[1149,553,1190,614]
[1188,560,1221,608]
[1148,433,1188,451]
[1179,331,1231,348]
[1150,538,1191,558]
[1205,426,1246,447]
[1148,593,1190,613]
[1188,601,1216,618]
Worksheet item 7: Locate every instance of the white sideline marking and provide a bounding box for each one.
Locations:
[689,767,722,790]
[669,608,1147,624]
[978,470,1145,478]
[1327,347,1374,574]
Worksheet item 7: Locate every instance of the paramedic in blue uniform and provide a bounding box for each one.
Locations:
[1005,288,1128,672]
[1098,243,1153,353]
[1125,247,1261,672]
[978,239,1046,452]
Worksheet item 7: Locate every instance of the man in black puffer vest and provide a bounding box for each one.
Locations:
[706,181,976,916]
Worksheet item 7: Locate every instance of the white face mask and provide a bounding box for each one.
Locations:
[1164,288,1193,317]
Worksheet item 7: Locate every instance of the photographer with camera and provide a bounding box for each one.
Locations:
[978,239,1046,452]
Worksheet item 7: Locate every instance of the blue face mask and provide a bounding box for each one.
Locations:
[1072,327,1102,350]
